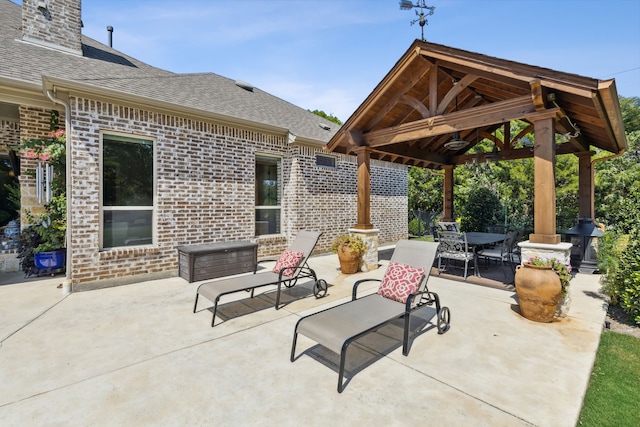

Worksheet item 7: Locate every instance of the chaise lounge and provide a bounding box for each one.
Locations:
[290,240,449,392]
[194,230,326,327]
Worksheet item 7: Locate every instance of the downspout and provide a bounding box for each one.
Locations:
[46,89,72,294]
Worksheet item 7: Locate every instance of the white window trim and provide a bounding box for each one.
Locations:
[255,153,283,237]
[99,131,157,249]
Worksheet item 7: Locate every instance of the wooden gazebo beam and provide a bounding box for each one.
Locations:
[363,96,536,147]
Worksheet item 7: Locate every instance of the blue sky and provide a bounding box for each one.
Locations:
[67,1,640,121]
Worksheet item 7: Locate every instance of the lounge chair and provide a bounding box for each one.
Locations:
[194,231,326,327]
[290,240,449,393]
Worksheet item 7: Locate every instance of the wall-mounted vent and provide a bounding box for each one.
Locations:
[235,80,254,92]
[316,154,336,169]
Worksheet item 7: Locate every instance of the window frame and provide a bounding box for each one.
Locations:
[255,153,282,237]
[99,131,157,249]
[315,153,337,169]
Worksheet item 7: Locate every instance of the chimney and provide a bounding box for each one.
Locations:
[22,0,83,55]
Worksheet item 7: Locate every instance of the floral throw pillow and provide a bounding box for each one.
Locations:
[273,250,304,277]
[377,261,425,304]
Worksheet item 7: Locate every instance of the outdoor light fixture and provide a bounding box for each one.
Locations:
[444,94,469,150]
[444,133,469,150]
[399,1,435,41]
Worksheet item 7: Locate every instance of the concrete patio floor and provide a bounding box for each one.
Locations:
[0,246,607,426]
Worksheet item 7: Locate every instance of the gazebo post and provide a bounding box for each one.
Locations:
[577,152,595,219]
[353,146,373,230]
[529,112,560,245]
[518,111,572,270]
[350,146,379,271]
[442,165,454,221]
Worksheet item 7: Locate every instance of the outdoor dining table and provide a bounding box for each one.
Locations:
[464,232,506,247]
[464,232,507,279]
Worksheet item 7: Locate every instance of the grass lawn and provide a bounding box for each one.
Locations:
[578,331,640,426]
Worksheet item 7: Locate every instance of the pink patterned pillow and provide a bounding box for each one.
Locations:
[273,250,304,277]
[377,261,425,303]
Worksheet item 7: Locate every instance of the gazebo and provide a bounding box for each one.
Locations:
[325,40,627,266]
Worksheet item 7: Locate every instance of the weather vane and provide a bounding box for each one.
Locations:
[399,1,435,41]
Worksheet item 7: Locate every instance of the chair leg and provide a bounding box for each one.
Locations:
[338,347,347,393]
[275,282,282,309]
[211,298,220,327]
[193,293,199,313]
[402,311,411,356]
[290,331,298,362]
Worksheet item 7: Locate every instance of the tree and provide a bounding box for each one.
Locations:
[309,109,342,125]
[594,96,640,234]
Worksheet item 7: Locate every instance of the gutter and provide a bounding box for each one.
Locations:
[45,88,72,294]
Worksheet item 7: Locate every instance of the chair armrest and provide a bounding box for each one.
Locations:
[352,278,381,300]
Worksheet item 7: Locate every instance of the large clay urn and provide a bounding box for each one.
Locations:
[337,244,360,274]
[515,263,562,322]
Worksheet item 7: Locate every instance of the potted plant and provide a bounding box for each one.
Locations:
[13,125,66,273]
[515,256,572,322]
[331,233,366,274]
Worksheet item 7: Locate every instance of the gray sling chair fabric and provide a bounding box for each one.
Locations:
[291,240,450,393]
[194,231,326,327]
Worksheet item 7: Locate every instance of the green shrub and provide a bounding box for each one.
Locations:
[601,232,640,325]
[409,217,432,236]
[459,187,502,232]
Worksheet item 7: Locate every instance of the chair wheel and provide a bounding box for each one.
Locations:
[437,306,450,334]
[314,279,328,298]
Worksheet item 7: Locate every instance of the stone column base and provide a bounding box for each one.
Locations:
[348,228,379,272]
[517,241,573,266]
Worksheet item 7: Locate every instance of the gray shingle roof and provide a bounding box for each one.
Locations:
[0,0,338,143]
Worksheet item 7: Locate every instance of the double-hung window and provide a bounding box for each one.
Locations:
[255,155,281,236]
[101,133,155,248]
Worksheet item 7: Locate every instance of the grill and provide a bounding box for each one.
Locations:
[564,218,604,274]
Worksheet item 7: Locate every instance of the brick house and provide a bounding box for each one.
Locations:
[0,0,408,288]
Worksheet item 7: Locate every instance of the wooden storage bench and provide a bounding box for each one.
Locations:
[177,241,258,283]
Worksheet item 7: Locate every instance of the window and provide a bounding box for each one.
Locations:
[315,154,336,169]
[255,155,281,236]
[101,133,154,248]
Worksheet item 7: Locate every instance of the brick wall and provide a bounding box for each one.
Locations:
[289,146,408,253]
[19,97,407,288]
[21,0,82,54]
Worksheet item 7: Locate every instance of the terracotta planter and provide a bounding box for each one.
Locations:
[514,263,562,322]
[337,245,360,274]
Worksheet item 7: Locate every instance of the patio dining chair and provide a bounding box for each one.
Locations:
[193,230,326,327]
[477,230,518,277]
[438,221,460,232]
[291,240,449,392]
[485,224,507,234]
[436,230,478,280]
